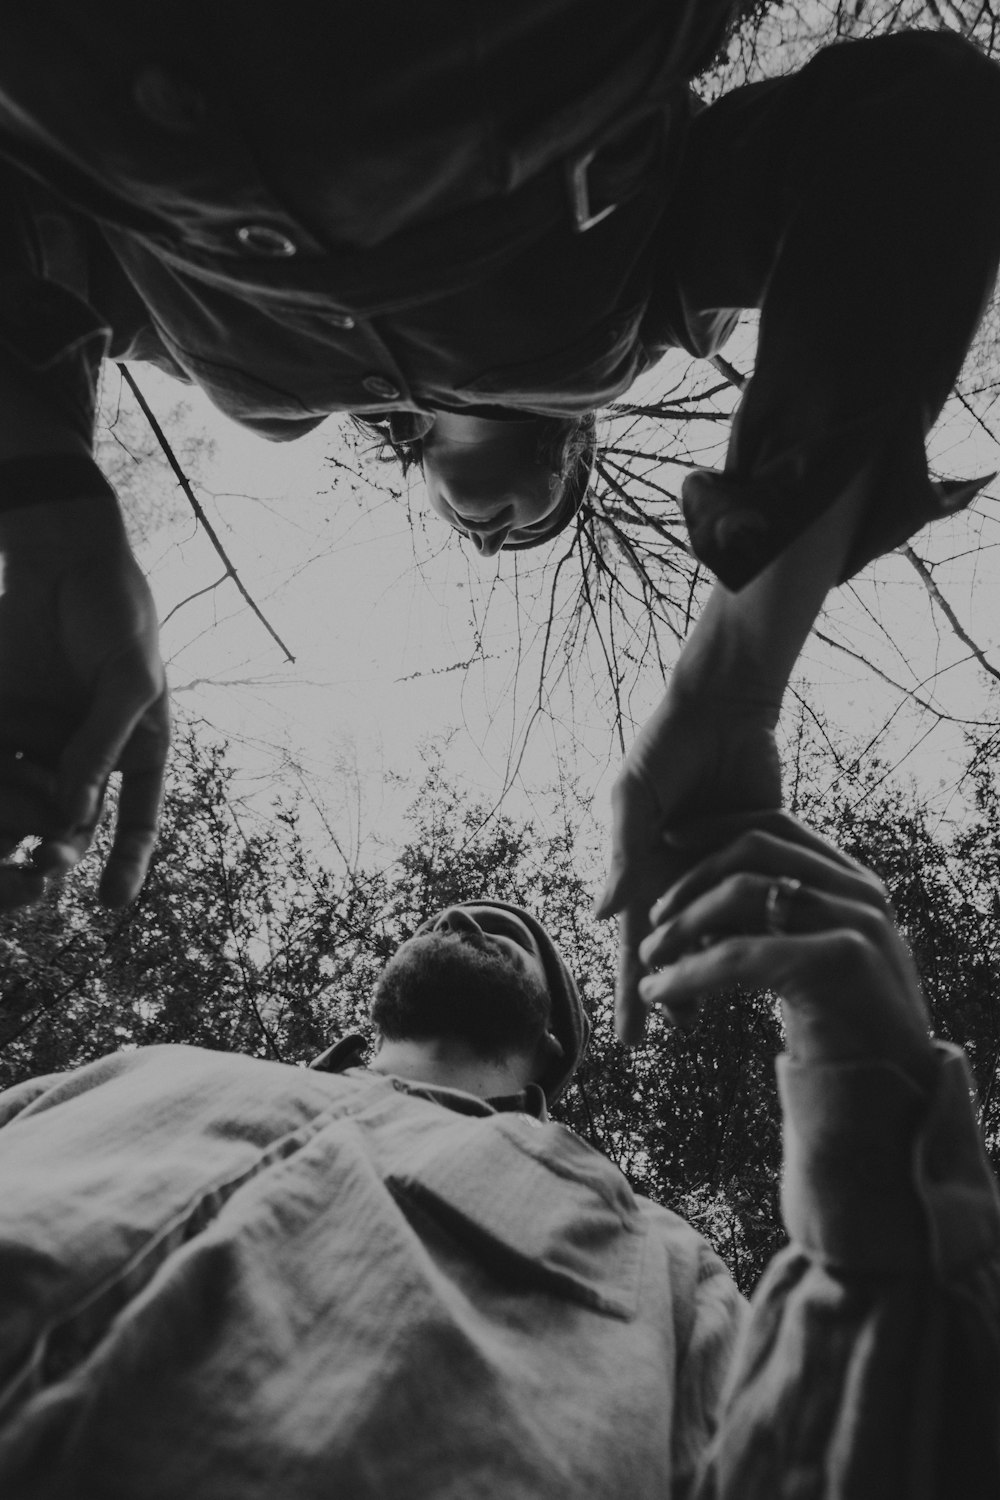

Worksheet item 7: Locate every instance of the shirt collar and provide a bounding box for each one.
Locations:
[307,1032,550,1122]
[351,1069,549,1122]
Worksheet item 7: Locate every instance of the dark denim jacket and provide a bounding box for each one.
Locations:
[0,2,736,440]
[0,12,993,588]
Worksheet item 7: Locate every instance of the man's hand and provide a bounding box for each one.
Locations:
[0,496,169,907]
[595,687,782,1045]
[636,811,935,1087]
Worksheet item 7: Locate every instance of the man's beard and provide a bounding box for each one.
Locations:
[370,932,550,1062]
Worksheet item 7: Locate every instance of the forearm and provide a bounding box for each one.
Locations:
[0,358,91,463]
[0,349,124,547]
[671,464,872,712]
[0,461,127,550]
[698,1043,1000,1497]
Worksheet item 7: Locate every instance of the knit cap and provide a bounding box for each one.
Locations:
[458,900,590,1104]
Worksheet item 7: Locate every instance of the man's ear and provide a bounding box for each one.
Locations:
[530,1029,564,1079]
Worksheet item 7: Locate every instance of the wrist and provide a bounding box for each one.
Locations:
[668,639,784,724]
[669,585,787,718]
[0,455,126,550]
[782,997,939,1093]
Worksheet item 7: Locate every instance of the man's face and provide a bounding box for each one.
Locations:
[370,906,552,1061]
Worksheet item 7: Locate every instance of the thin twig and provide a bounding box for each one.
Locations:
[901,545,1000,685]
[117,364,297,663]
[709,354,749,392]
[160,573,230,629]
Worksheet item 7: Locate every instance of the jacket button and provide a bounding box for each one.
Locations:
[362,375,401,400]
[235,225,298,258]
[133,67,207,134]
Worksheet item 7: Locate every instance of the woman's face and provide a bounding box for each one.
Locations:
[422,411,564,556]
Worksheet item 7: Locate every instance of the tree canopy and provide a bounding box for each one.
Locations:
[2,725,997,1294]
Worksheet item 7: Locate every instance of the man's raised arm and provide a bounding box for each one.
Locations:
[641,812,1000,1497]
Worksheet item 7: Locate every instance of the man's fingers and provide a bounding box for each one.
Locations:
[662,808,870,877]
[649,828,889,928]
[641,878,890,973]
[636,932,819,1015]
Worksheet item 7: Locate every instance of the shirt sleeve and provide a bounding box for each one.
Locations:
[670,1242,749,1500]
[0,1071,68,1125]
[695,1041,1000,1498]
[0,158,110,484]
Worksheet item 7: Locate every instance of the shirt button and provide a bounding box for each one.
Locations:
[235,224,298,258]
[362,375,401,400]
[133,66,207,134]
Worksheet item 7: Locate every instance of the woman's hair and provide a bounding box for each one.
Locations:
[350,410,597,548]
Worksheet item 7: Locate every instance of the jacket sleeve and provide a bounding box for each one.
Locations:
[695,1041,1000,1498]
[0,158,112,492]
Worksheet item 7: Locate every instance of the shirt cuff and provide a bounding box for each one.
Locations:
[778,1041,1000,1276]
[0,277,109,447]
[681,404,987,592]
[0,452,116,512]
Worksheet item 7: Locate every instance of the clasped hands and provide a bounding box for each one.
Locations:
[596,687,934,1084]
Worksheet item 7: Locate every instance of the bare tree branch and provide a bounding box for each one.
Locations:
[902,544,1000,684]
[118,364,298,664]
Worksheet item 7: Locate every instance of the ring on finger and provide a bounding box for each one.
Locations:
[764,876,803,935]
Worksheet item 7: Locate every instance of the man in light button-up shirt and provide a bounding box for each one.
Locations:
[0,812,997,1497]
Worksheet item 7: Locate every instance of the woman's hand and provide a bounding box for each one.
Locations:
[596,687,782,1045]
[637,811,936,1088]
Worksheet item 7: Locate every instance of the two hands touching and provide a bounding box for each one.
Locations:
[595,684,783,1042]
[633,808,936,1088]
[596,685,934,1085]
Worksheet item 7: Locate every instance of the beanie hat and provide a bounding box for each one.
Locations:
[458,899,590,1104]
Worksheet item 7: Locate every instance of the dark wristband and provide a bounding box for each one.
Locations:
[0,453,116,511]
